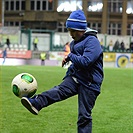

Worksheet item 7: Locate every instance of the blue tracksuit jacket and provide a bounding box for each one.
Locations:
[65,28,104,92]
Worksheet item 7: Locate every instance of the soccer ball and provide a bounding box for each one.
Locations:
[11,73,38,98]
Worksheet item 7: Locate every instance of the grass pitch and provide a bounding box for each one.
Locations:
[0,66,132,133]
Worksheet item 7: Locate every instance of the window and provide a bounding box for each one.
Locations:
[88,0,103,12]
[42,1,46,10]
[11,1,14,10]
[21,1,25,10]
[5,1,9,10]
[10,22,14,26]
[126,0,133,14]
[16,1,20,10]
[48,0,53,10]
[37,0,41,10]
[57,0,82,12]
[30,0,53,11]
[87,22,102,33]
[108,23,122,35]
[31,1,35,10]
[5,0,25,11]
[57,22,67,32]
[127,24,133,35]
[108,0,123,13]
[4,21,22,27]
[15,22,19,26]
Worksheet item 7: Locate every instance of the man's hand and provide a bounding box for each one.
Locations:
[62,56,69,67]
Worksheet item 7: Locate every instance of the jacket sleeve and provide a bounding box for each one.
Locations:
[68,36,102,69]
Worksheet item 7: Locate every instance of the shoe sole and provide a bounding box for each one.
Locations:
[21,97,38,115]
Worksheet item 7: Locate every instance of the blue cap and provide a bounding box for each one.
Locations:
[66,10,87,31]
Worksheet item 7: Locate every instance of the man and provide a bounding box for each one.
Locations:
[21,10,104,133]
[6,37,10,50]
[33,37,38,51]
[40,51,46,65]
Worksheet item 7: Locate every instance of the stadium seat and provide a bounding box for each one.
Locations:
[18,44,23,51]
[14,44,19,51]
[23,45,27,51]
[10,44,14,51]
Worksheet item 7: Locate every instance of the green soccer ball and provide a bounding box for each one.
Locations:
[11,73,38,98]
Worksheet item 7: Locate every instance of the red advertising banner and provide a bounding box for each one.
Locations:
[0,50,32,59]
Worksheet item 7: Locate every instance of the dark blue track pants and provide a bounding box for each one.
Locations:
[37,76,99,133]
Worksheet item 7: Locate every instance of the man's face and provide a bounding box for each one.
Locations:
[67,29,84,41]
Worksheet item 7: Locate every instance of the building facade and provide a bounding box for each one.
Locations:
[0,0,133,36]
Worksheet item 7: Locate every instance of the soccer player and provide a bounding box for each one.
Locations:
[21,10,104,133]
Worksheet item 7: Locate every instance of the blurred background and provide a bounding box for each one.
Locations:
[0,0,132,67]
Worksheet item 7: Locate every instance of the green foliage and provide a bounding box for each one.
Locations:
[0,66,132,133]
